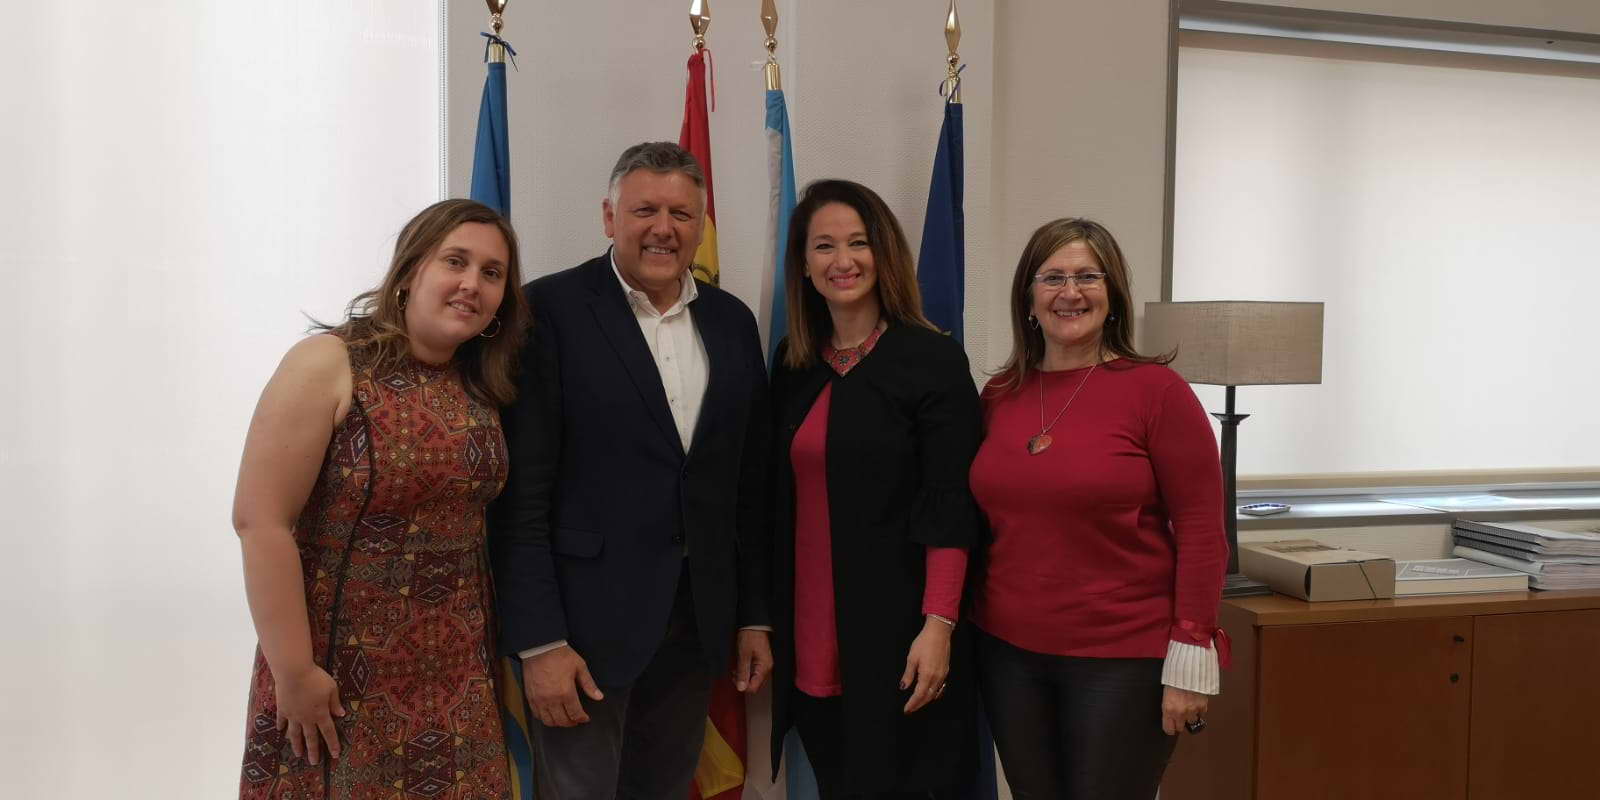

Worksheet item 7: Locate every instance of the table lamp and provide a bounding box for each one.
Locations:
[1142,301,1325,597]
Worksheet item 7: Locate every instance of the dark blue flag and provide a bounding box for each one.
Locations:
[919,96,1000,800]
[917,102,964,343]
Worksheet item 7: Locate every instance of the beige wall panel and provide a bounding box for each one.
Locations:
[989,0,1174,373]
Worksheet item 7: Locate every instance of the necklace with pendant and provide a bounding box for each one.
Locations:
[1028,363,1097,455]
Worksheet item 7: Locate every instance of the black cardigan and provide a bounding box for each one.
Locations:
[768,323,983,793]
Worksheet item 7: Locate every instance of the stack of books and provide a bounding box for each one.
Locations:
[1452,519,1600,591]
[1394,558,1528,595]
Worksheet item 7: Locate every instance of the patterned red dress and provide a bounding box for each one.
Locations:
[239,349,510,800]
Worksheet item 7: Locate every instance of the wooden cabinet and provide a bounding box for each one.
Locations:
[1467,609,1600,799]
[1161,591,1600,800]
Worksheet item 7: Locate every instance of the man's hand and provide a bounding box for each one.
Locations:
[522,645,605,727]
[733,629,773,693]
[1161,685,1209,735]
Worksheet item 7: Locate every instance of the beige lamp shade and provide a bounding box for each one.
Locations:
[1142,301,1324,386]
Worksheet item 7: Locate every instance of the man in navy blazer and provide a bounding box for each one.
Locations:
[492,142,772,798]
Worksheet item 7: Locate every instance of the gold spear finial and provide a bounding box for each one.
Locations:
[943,0,962,103]
[485,0,508,63]
[761,0,781,91]
[690,0,712,52]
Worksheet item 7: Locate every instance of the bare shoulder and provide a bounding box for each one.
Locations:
[281,332,350,375]
[269,333,354,423]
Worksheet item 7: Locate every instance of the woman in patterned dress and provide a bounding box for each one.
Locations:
[233,199,530,799]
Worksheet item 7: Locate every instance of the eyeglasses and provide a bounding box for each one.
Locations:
[1033,272,1107,289]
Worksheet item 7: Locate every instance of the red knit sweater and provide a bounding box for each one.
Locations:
[968,360,1228,658]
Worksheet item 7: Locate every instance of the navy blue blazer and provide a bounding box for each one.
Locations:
[491,253,772,686]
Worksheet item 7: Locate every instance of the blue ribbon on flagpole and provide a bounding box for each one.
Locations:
[938,63,967,100]
[480,32,519,69]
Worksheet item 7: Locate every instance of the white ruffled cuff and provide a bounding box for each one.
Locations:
[1161,639,1220,695]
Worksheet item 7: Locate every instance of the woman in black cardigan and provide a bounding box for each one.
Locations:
[768,179,983,798]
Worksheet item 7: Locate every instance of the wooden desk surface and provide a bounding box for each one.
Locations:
[1225,588,1600,627]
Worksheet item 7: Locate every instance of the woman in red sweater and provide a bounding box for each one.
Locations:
[968,218,1229,799]
[768,180,983,798]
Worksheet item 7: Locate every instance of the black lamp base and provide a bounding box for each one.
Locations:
[1223,572,1272,597]
[1214,386,1273,599]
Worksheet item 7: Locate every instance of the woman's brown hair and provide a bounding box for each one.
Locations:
[992,217,1170,392]
[314,199,529,405]
[781,179,936,369]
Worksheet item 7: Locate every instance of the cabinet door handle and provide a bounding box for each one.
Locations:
[1453,635,1466,643]
[1449,673,1460,683]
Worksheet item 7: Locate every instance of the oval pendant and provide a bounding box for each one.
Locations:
[1027,434,1053,455]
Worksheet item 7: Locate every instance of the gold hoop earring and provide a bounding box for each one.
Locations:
[395,288,408,311]
[478,317,502,339]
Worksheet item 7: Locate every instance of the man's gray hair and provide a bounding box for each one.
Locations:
[606,142,706,207]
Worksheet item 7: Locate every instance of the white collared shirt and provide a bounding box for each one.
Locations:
[610,249,708,451]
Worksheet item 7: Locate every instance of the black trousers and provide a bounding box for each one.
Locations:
[529,563,714,800]
[976,630,1177,800]
[790,690,952,800]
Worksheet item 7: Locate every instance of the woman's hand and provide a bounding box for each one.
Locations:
[1161,685,1209,736]
[236,334,353,766]
[274,664,346,765]
[900,616,954,714]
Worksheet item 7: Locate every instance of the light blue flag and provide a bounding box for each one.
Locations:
[765,85,819,799]
[784,729,820,799]
[764,88,798,364]
[469,33,512,216]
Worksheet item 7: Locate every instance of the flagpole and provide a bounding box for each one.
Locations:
[759,0,798,366]
[944,0,962,104]
[916,0,969,338]
[690,0,711,53]
[679,0,721,286]
[761,0,781,90]
[470,0,514,216]
[486,0,508,64]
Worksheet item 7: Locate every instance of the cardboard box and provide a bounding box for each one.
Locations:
[1240,539,1397,601]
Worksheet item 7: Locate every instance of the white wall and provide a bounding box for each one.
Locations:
[2,2,442,797]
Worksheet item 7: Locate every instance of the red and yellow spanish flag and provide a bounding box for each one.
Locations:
[679,46,743,800]
[693,681,747,800]
[679,48,720,287]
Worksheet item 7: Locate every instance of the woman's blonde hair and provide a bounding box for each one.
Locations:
[314,199,529,405]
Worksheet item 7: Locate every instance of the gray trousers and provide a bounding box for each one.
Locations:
[530,568,715,800]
